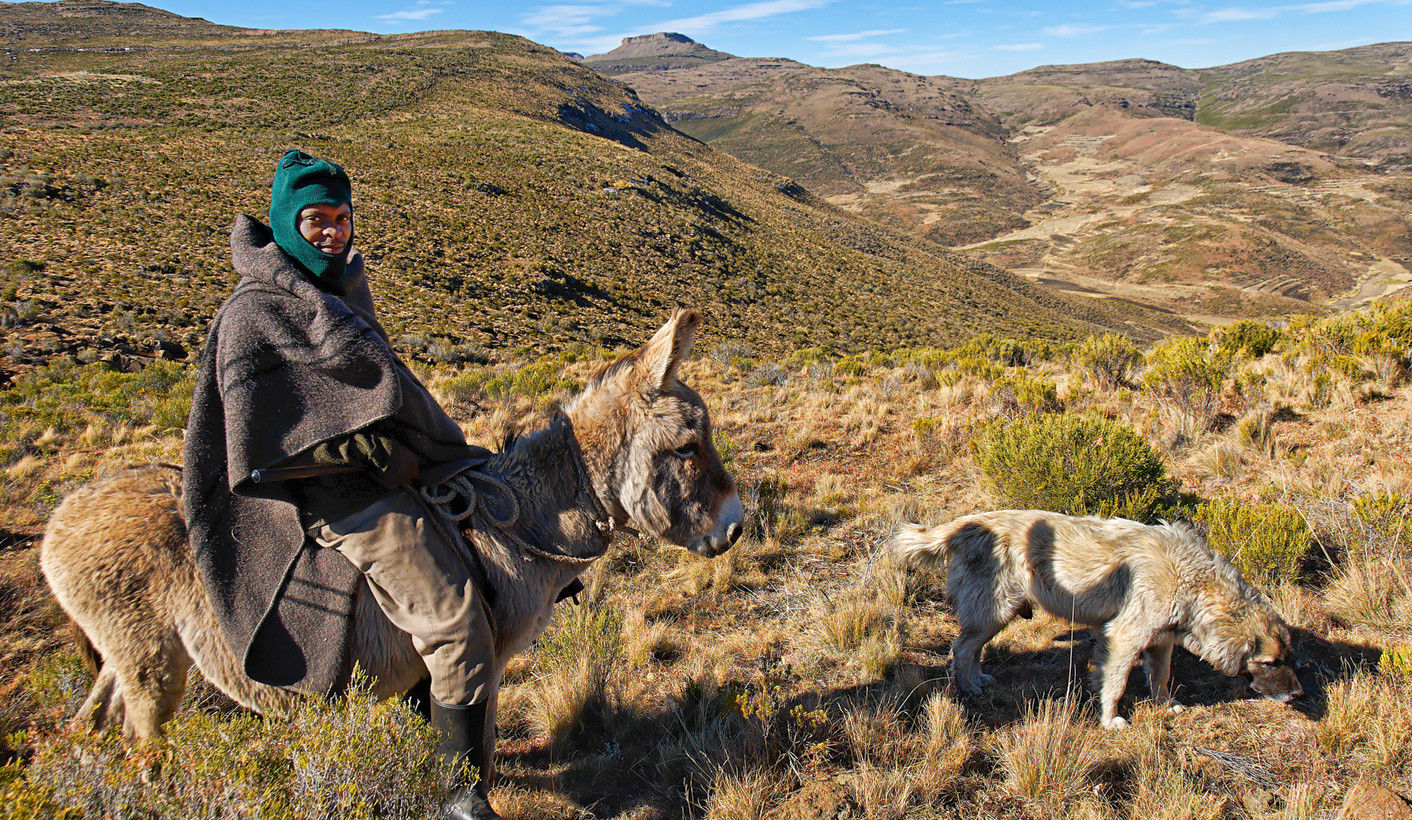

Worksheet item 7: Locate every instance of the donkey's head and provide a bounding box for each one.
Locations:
[567,309,743,557]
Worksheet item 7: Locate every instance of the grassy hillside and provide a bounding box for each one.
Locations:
[0,1,1124,390]
[972,58,1201,126]
[963,109,1412,319]
[1196,43,1412,171]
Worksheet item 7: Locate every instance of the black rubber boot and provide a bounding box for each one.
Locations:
[430,698,501,820]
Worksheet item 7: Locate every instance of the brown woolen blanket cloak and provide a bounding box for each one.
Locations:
[184,215,475,695]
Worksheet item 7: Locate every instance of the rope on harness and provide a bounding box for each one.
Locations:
[420,470,520,529]
[419,467,604,567]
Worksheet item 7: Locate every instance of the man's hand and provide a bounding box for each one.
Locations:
[379,439,420,488]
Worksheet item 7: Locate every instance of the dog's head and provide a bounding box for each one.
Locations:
[1234,613,1303,703]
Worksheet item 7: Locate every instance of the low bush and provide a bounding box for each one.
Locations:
[11,671,458,819]
[970,413,1170,520]
[1212,320,1281,359]
[1351,491,1411,551]
[990,373,1061,415]
[1191,497,1311,583]
[1143,337,1230,420]
[0,358,195,439]
[1074,332,1141,389]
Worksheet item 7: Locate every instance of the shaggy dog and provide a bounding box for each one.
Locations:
[892,510,1302,728]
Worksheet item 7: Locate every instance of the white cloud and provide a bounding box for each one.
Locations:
[819,42,903,57]
[885,49,966,73]
[994,42,1044,50]
[1295,0,1391,10]
[807,28,906,42]
[376,1,448,22]
[1044,23,1112,35]
[521,4,614,39]
[1195,0,1407,24]
[650,0,837,34]
[1199,7,1277,21]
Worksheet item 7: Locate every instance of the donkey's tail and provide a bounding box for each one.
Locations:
[70,618,103,674]
[889,521,961,568]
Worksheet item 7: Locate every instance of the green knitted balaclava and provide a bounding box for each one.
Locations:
[269,149,354,292]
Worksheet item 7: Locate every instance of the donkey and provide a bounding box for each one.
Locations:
[40,309,743,778]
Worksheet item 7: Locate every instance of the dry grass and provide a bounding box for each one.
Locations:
[1316,670,1412,779]
[992,696,1101,808]
[8,306,1412,817]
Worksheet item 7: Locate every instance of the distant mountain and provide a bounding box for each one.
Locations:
[970,43,1412,172]
[599,48,1042,246]
[0,1,1136,380]
[589,36,1412,321]
[973,59,1200,125]
[1197,43,1412,171]
[581,33,733,73]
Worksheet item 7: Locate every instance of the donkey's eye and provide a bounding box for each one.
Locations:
[673,442,700,459]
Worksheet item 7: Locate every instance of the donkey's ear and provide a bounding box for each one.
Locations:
[635,309,702,391]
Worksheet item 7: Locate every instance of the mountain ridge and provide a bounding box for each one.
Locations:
[590,34,1412,321]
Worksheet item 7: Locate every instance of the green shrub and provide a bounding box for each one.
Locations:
[1192,497,1311,583]
[834,354,867,377]
[970,413,1170,520]
[1074,332,1141,389]
[1306,352,1370,383]
[950,355,1003,382]
[957,333,1053,366]
[1351,491,1411,551]
[533,603,623,676]
[1143,336,1230,418]
[1212,320,1281,359]
[991,373,1061,415]
[0,358,194,439]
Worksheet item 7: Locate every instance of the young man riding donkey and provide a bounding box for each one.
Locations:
[42,150,744,820]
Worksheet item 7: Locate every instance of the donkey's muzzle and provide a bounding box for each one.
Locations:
[687,493,745,557]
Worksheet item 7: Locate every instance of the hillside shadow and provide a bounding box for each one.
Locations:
[557,101,670,151]
[494,687,688,818]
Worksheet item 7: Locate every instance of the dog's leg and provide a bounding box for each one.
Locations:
[1142,634,1182,713]
[951,616,1007,695]
[1096,625,1145,730]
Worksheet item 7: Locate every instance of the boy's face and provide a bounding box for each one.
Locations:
[297,202,352,257]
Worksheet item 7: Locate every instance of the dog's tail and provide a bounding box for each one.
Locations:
[890,520,961,567]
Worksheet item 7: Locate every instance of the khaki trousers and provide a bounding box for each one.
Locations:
[312,489,493,705]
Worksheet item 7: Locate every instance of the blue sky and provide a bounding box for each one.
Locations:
[141,0,1409,77]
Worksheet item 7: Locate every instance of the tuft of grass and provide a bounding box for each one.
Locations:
[523,602,624,752]
[813,589,903,680]
[919,692,972,792]
[993,697,1100,808]
[1315,671,1412,778]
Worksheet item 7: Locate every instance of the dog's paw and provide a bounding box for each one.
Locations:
[1167,702,1186,714]
[953,672,993,696]
[1102,716,1131,730]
